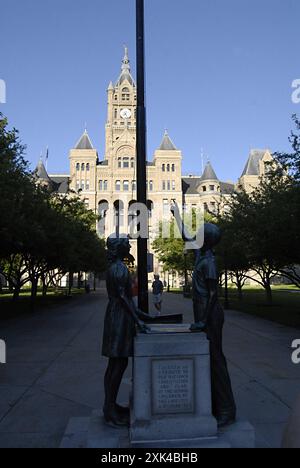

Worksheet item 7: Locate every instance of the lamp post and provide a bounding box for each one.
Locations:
[136,0,149,313]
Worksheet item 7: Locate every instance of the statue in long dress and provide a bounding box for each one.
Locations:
[171,202,236,428]
[102,234,150,427]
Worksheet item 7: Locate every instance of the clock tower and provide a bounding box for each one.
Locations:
[105,47,137,171]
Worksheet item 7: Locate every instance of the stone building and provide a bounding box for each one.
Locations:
[35,48,273,281]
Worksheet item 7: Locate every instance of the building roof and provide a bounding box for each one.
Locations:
[241,149,267,177]
[34,159,51,181]
[74,130,94,150]
[182,177,235,196]
[116,46,135,87]
[219,181,235,195]
[200,161,218,181]
[50,175,70,194]
[182,177,201,195]
[159,130,177,151]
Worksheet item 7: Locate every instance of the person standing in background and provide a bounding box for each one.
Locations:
[152,275,164,314]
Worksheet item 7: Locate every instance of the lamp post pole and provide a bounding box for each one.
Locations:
[136,0,149,313]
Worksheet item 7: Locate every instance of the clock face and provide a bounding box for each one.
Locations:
[120,108,132,119]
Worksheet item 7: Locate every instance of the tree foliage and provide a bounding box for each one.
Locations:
[0,114,106,304]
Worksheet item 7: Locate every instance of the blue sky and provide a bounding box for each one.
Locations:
[1,0,300,182]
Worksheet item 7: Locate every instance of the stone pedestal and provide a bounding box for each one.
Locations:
[130,324,217,446]
[60,324,255,448]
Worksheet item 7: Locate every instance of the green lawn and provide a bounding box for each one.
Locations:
[0,288,85,320]
[169,286,300,328]
[221,288,300,328]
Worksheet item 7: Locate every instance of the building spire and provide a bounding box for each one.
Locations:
[121,45,130,73]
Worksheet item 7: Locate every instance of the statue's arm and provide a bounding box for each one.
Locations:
[204,279,218,321]
[118,287,150,333]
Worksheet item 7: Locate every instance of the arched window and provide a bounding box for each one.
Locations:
[76,163,80,171]
[172,164,175,172]
[86,163,90,172]
[114,200,124,234]
[149,180,153,191]
[128,201,138,236]
[122,87,130,93]
[115,180,121,192]
[167,164,170,172]
[98,200,109,237]
[81,163,85,171]
[162,164,165,172]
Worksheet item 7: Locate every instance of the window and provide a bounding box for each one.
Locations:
[162,164,165,172]
[167,181,171,191]
[76,163,80,171]
[104,180,108,191]
[131,158,135,168]
[132,180,136,191]
[76,180,80,190]
[123,180,129,192]
[115,180,121,192]
[99,180,103,191]
[209,185,215,192]
[118,158,122,168]
[81,180,85,190]
[162,181,166,191]
[149,180,153,191]
[167,164,170,172]
[172,181,176,191]
[202,186,207,192]
[81,163,85,171]
[86,163,90,172]
[114,109,118,119]
[114,95,118,101]
[123,157,129,169]
[172,164,175,172]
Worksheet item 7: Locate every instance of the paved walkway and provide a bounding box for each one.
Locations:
[0,290,299,448]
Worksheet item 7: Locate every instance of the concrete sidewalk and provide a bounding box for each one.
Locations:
[0,290,299,448]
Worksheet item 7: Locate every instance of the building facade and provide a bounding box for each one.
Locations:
[35,48,273,280]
